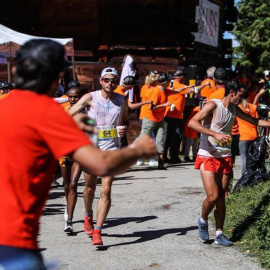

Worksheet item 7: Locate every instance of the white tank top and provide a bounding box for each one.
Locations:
[198,99,236,158]
[87,90,125,150]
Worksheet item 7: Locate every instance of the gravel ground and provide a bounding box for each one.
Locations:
[39,156,263,270]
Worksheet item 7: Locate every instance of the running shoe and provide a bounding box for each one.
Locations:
[149,160,158,166]
[198,218,209,240]
[64,207,68,222]
[214,234,233,246]
[136,159,145,166]
[92,229,103,245]
[64,220,74,234]
[84,215,94,235]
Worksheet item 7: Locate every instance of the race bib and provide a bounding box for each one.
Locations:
[98,127,118,141]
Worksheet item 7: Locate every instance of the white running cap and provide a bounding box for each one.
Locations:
[101,67,118,78]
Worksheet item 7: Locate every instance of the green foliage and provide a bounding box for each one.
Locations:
[232,0,270,72]
[224,181,270,268]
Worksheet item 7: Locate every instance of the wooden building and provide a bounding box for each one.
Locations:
[0,0,237,87]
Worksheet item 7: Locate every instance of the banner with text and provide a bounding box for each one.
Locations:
[193,0,219,47]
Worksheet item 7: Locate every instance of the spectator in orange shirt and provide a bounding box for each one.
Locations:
[163,69,209,163]
[114,75,152,110]
[200,66,216,99]
[0,39,157,268]
[163,69,191,163]
[237,89,258,174]
[209,67,228,100]
[138,72,172,169]
[137,71,159,166]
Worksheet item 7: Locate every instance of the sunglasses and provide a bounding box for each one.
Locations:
[102,78,117,83]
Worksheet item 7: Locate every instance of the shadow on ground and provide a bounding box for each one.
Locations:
[96,225,197,250]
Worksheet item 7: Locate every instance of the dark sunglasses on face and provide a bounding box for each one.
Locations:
[102,78,117,83]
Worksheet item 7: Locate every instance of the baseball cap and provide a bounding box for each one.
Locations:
[158,72,170,83]
[263,70,270,77]
[123,76,138,85]
[174,69,186,77]
[101,67,118,78]
[213,67,227,84]
[15,39,71,73]
[149,70,158,75]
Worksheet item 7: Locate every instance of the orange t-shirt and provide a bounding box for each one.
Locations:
[139,84,154,120]
[209,87,225,100]
[185,106,199,139]
[114,85,126,96]
[237,103,258,141]
[0,90,90,250]
[200,78,216,98]
[164,80,189,119]
[59,94,70,108]
[143,85,167,122]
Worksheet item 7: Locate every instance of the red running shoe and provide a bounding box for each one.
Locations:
[92,229,103,245]
[84,215,94,235]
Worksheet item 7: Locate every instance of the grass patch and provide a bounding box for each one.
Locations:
[224,180,270,269]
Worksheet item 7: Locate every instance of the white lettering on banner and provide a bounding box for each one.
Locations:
[193,0,219,47]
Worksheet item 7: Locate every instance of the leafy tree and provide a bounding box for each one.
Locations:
[232,0,270,73]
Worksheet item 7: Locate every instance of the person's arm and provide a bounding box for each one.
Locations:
[188,101,231,143]
[128,100,152,110]
[151,101,171,110]
[197,82,211,93]
[68,93,92,116]
[173,84,194,93]
[253,88,265,105]
[54,97,69,103]
[235,105,270,127]
[72,135,157,176]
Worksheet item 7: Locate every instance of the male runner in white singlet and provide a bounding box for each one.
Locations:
[68,67,128,245]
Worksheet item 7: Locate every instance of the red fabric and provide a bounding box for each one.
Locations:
[143,86,167,122]
[231,118,239,135]
[195,155,233,173]
[185,106,199,138]
[0,90,90,250]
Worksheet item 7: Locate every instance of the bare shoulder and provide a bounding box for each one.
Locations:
[202,100,217,111]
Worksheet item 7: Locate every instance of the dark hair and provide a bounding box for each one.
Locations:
[66,86,82,97]
[14,39,69,94]
[214,67,227,84]
[224,79,240,96]
[67,80,81,90]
